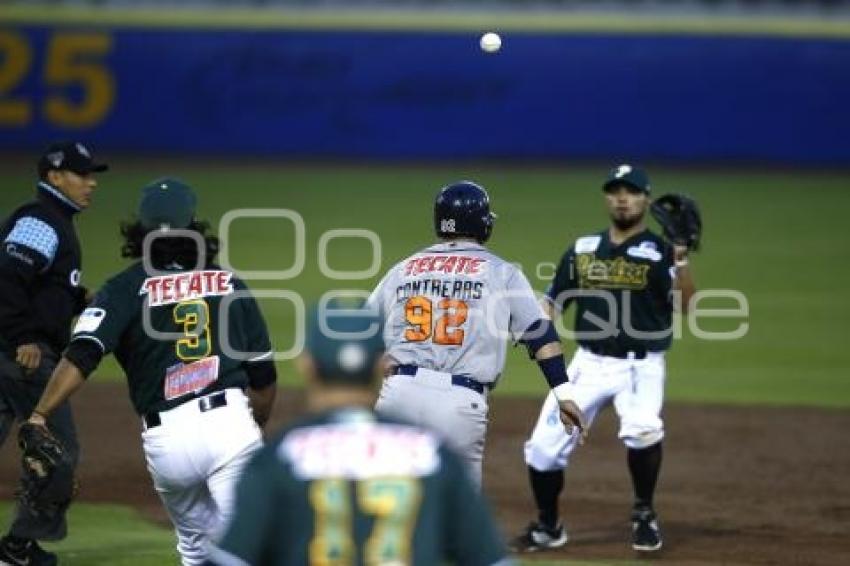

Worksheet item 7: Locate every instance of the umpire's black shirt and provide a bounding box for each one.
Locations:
[0,182,87,355]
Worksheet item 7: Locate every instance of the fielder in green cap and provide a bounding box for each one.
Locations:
[209,299,514,566]
[25,177,278,565]
[513,163,698,554]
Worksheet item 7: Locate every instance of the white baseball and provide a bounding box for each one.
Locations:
[480,32,501,54]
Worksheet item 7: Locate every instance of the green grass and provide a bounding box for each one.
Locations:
[0,502,177,565]
[2,162,848,408]
[0,501,637,565]
[4,4,850,38]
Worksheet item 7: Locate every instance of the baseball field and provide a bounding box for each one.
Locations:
[1,159,849,564]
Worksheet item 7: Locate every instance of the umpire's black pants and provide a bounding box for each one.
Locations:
[0,346,79,541]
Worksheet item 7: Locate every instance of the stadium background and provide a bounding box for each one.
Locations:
[1,1,849,564]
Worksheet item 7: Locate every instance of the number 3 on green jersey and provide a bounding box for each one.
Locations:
[173,299,211,361]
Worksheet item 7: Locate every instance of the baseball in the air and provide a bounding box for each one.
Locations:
[480,32,502,53]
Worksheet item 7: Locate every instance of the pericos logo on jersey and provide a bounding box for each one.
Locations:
[577,255,650,290]
[140,270,234,307]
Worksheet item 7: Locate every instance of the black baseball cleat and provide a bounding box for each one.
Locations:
[0,536,58,566]
[631,505,663,552]
[510,520,568,552]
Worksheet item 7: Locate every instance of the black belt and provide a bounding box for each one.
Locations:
[143,391,228,429]
[586,344,647,360]
[394,364,489,395]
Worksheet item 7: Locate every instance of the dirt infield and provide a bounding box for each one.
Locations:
[2,384,849,565]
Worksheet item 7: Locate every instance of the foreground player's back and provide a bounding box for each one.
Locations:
[212,408,509,566]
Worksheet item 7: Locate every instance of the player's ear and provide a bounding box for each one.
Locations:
[46,169,64,187]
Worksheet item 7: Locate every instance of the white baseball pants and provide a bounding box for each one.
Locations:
[141,388,262,565]
[525,347,666,472]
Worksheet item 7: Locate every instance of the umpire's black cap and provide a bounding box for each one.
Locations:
[603,164,651,194]
[37,141,108,178]
[306,298,385,385]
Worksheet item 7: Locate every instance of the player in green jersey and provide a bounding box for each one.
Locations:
[513,165,698,553]
[25,178,277,565]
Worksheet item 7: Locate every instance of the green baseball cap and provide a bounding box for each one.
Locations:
[139,178,197,230]
[603,164,651,194]
[306,299,385,385]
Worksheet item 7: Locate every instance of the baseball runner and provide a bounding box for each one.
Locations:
[209,301,512,566]
[369,181,586,486]
[0,141,108,566]
[512,165,699,553]
[23,178,278,565]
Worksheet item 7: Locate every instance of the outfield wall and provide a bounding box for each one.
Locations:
[1,9,848,164]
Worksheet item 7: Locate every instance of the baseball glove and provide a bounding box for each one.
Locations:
[650,193,702,251]
[17,421,75,518]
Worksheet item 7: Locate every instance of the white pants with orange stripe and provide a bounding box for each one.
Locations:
[524,347,666,472]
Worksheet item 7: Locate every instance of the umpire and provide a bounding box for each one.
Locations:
[0,141,107,565]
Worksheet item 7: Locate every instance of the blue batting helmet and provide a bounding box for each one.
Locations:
[433,181,497,243]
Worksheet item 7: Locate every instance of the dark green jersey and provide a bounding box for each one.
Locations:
[70,262,272,415]
[210,408,510,566]
[545,229,676,352]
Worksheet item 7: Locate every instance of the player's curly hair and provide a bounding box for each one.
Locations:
[120,219,220,269]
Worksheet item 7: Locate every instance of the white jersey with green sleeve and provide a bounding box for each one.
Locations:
[368,241,545,386]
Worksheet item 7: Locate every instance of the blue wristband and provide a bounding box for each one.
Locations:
[521,319,560,356]
[537,355,568,389]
